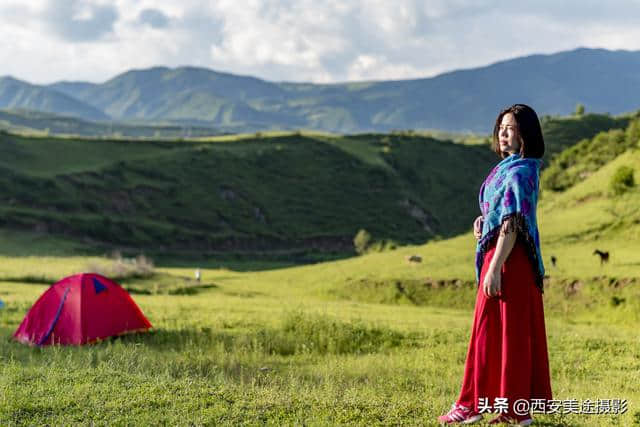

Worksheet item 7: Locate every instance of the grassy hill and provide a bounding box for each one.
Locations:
[540,112,633,163]
[542,114,640,190]
[0,112,639,425]
[0,130,498,258]
[0,110,633,261]
[1,143,639,424]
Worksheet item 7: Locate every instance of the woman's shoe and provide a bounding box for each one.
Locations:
[437,403,483,424]
[488,413,533,425]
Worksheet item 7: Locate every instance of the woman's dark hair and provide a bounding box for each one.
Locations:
[492,104,545,159]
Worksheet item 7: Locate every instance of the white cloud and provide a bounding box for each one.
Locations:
[346,54,422,82]
[137,9,170,29]
[1,0,640,84]
[43,0,119,42]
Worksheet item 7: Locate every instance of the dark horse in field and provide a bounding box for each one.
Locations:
[593,249,609,266]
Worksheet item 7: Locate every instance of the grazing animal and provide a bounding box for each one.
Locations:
[550,255,557,267]
[593,250,609,266]
[405,255,422,263]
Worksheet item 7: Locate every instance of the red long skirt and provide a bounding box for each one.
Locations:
[456,240,552,416]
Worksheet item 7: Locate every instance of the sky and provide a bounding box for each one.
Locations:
[2,0,640,85]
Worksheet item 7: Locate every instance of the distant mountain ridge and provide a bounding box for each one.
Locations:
[2,48,640,132]
[0,108,225,138]
[0,76,108,121]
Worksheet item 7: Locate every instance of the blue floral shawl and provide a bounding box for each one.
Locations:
[475,153,545,291]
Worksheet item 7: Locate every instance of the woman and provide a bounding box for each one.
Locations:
[438,104,552,425]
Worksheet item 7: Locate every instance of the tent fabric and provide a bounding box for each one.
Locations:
[38,286,71,345]
[13,273,152,346]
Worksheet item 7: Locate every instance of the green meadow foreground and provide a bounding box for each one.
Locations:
[2,165,640,426]
[0,243,639,426]
[1,122,640,425]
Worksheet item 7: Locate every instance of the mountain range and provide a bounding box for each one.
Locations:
[2,48,640,133]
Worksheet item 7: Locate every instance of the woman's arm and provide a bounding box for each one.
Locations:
[482,217,518,298]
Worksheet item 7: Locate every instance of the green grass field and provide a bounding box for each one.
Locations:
[1,252,638,425]
[1,117,640,425]
[2,152,640,424]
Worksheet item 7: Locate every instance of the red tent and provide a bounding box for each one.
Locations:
[14,273,152,346]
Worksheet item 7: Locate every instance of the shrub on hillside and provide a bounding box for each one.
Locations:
[366,239,398,252]
[625,117,640,148]
[353,228,372,255]
[542,126,634,192]
[610,166,635,196]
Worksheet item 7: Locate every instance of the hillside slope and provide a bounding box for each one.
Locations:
[231,146,640,306]
[0,110,633,259]
[542,115,640,190]
[0,131,496,256]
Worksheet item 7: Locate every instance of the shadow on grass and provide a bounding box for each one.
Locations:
[153,252,354,272]
[115,311,411,357]
[124,282,218,295]
[2,309,415,357]
[0,275,54,285]
[0,273,220,297]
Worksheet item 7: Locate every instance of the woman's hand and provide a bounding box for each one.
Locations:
[473,215,483,240]
[482,266,502,298]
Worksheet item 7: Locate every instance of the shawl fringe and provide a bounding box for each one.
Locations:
[477,212,545,292]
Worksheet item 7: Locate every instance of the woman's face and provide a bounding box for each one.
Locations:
[498,113,522,156]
